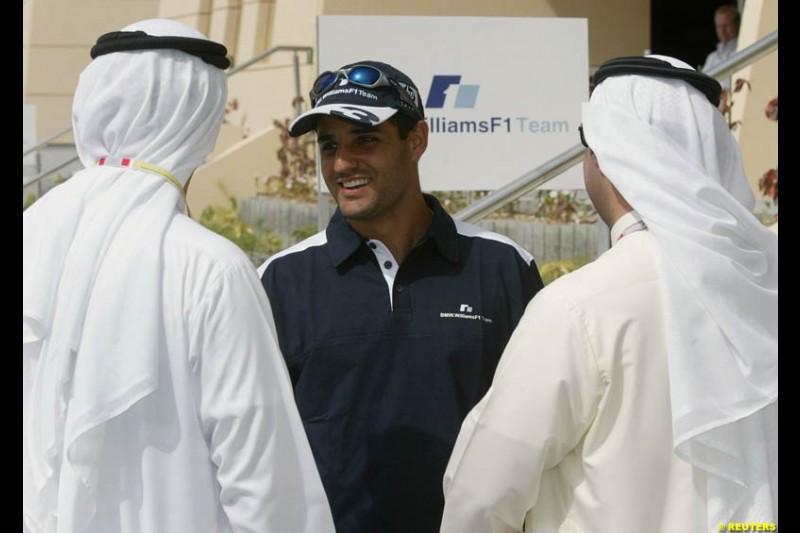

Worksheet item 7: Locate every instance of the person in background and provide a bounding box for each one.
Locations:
[23,18,334,533]
[702,3,741,108]
[440,54,777,533]
[259,60,544,532]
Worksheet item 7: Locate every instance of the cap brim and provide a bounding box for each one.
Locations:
[288,104,399,137]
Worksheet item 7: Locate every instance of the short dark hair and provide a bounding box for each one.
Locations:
[715,4,740,24]
[389,113,421,139]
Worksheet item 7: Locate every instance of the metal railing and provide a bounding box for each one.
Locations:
[22,124,72,158]
[227,45,313,118]
[23,29,777,210]
[454,30,778,224]
[23,45,314,191]
[24,154,81,197]
[702,30,777,82]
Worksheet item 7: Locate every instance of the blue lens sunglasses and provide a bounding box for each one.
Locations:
[310,65,422,117]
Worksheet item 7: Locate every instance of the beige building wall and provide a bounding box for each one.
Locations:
[236,0,277,61]
[321,0,649,68]
[24,0,651,213]
[157,0,212,34]
[191,0,651,212]
[729,0,778,200]
[31,0,776,216]
[22,0,159,142]
[188,0,320,211]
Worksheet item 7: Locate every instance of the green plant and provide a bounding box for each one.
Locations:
[257,116,318,203]
[433,190,522,218]
[225,97,239,116]
[721,85,777,227]
[434,190,490,214]
[260,105,598,226]
[757,96,777,225]
[223,97,247,129]
[292,224,318,243]
[199,183,284,258]
[539,256,589,285]
[532,189,597,224]
[23,193,37,211]
[720,78,751,131]
[431,190,597,224]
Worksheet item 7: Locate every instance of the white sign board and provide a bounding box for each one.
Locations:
[317,16,588,190]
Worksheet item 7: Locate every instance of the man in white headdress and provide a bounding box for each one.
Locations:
[23,18,335,533]
[440,55,777,533]
[702,4,740,92]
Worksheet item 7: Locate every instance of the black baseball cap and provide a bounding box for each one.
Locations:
[288,60,425,137]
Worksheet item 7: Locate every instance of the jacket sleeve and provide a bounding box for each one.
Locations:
[188,260,335,533]
[441,289,602,533]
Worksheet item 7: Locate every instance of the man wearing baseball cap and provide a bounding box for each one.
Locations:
[258,60,544,532]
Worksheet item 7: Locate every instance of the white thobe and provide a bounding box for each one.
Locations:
[441,227,707,533]
[24,213,334,533]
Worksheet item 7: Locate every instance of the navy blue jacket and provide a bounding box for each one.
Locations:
[260,194,543,533]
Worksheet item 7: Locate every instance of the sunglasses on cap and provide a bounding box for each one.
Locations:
[310,64,423,117]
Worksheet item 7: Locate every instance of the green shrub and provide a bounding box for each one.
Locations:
[198,187,284,259]
[292,224,318,243]
[431,189,597,224]
[539,257,589,285]
[23,193,37,211]
[256,118,318,203]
